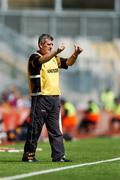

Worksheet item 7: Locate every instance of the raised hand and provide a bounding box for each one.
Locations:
[57,43,65,53]
[74,45,83,55]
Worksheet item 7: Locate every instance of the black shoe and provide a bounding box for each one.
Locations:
[52,157,72,162]
[22,152,39,162]
[22,157,39,162]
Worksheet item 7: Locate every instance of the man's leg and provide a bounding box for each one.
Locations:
[22,96,44,162]
[45,96,65,161]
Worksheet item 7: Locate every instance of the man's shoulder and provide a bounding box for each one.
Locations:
[29,52,41,61]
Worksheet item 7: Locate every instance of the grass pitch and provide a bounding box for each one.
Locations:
[0,137,120,180]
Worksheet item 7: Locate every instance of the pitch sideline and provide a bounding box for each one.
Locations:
[0,157,120,180]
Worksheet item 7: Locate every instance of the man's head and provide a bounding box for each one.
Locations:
[38,34,54,55]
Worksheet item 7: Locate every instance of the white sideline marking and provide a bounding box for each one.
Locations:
[0,157,120,180]
[0,148,42,153]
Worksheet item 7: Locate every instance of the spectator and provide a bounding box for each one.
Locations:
[61,98,77,140]
[77,100,100,134]
[109,97,120,133]
[100,88,115,112]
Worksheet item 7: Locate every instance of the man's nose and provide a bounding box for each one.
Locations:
[49,45,53,49]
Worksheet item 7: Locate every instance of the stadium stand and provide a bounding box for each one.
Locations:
[0,22,120,101]
[114,38,120,54]
[0,0,120,140]
[0,23,36,93]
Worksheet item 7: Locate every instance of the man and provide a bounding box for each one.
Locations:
[100,88,115,112]
[61,98,77,140]
[22,34,83,162]
[78,100,100,133]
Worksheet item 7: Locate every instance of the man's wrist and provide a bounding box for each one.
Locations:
[72,53,78,58]
[57,48,61,54]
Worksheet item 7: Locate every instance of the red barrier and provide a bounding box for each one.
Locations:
[0,105,30,132]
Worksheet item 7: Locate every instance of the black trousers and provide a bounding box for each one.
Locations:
[23,95,65,161]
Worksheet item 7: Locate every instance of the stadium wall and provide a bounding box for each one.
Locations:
[0,9,120,40]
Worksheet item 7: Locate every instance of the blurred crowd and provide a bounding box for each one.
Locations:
[0,85,30,144]
[61,87,120,141]
[1,86,120,144]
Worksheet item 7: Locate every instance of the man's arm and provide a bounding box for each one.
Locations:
[39,44,65,64]
[66,45,83,66]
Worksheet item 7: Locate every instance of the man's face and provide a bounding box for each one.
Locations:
[39,38,54,55]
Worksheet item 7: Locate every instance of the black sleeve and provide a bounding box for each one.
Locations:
[60,57,68,69]
[29,53,41,67]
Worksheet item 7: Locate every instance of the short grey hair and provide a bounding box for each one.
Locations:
[38,34,54,45]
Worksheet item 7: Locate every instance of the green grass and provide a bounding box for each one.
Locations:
[0,137,120,180]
